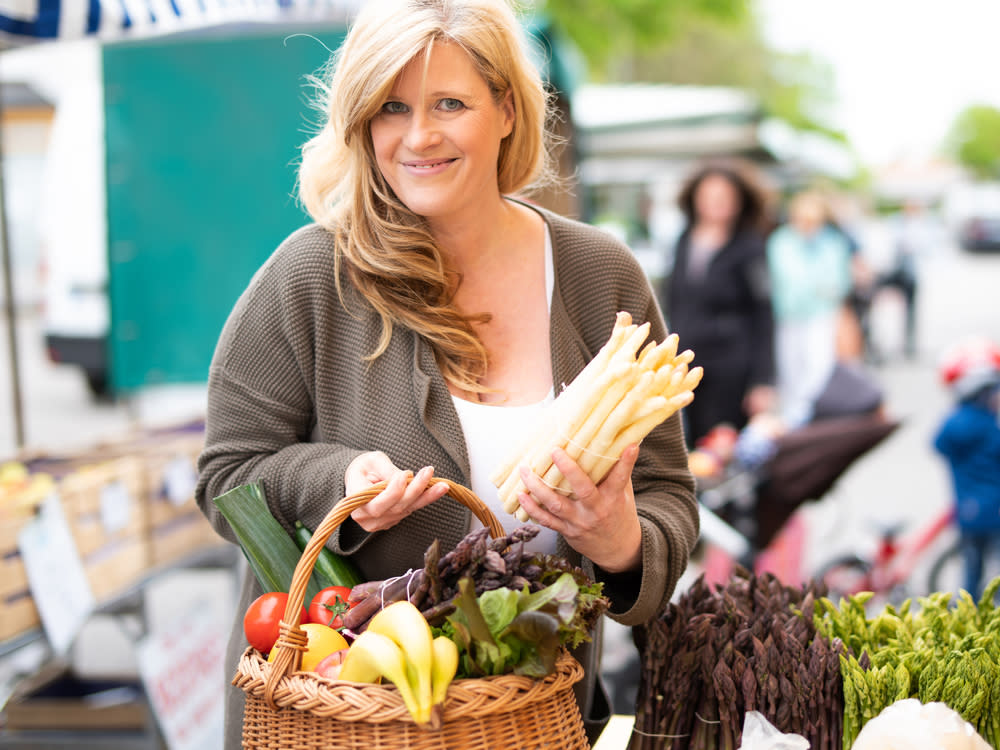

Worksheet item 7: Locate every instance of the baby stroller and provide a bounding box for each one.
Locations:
[697,362,899,571]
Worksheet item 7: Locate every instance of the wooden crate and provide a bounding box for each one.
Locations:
[141,432,204,528]
[149,509,226,568]
[80,536,150,602]
[0,516,41,642]
[56,457,151,603]
[58,457,148,557]
[130,429,228,566]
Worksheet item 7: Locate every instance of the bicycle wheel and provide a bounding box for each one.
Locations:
[815,554,872,601]
[927,540,964,596]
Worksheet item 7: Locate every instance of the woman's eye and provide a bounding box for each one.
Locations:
[381,101,408,114]
[438,98,465,112]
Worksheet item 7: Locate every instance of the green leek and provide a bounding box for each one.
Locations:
[213,481,320,602]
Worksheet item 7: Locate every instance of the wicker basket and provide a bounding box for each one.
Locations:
[233,478,589,750]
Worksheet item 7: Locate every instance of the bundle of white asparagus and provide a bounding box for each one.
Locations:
[490,311,703,522]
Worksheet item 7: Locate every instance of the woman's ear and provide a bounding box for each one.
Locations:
[501,89,515,138]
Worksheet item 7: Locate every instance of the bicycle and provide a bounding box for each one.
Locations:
[814,506,962,605]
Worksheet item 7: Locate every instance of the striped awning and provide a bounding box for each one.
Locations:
[0,0,362,43]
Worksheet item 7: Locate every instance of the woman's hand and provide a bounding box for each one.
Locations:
[345,451,450,533]
[744,384,777,418]
[515,444,643,573]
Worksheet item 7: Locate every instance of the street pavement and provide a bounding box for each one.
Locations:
[2,222,1000,715]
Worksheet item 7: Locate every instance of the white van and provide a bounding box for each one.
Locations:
[4,40,110,397]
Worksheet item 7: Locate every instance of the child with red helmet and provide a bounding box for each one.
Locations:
[933,337,1000,599]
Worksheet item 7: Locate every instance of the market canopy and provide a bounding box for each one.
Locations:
[0,0,361,43]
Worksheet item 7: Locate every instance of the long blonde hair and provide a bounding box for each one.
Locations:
[298,0,556,392]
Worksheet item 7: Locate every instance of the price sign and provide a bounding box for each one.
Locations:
[99,480,132,533]
[136,606,226,750]
[162,455,197,507]
[18,493,96,654]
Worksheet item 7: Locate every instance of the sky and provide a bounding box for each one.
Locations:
[757,0,1000,167]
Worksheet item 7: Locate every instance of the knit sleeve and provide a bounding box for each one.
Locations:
[194,226,364,543]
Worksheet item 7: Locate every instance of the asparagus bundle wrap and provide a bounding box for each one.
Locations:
[490,311,703,522]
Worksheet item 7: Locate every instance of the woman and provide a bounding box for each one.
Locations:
[194,0,698,745]
[657,159,776,447]
[767,190,853,427]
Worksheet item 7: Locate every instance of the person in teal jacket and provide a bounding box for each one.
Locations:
[767,190,852,427]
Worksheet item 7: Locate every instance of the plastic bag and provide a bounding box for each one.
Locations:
[737,711,810,750]
[851,699,990,750]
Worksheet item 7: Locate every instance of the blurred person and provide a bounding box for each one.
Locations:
[767,190,853,427]
[193,0,699,746]
[824,212,878,363]
[933,338,1000,600]
[880,199,928,359]
[656,158,777,447]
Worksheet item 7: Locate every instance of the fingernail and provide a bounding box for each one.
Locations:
[519,466,530,480]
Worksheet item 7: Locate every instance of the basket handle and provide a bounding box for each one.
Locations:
[264,477,504,707]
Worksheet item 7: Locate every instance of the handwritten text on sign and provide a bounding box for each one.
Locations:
[137,606,226,750]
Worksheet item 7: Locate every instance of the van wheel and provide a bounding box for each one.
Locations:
[85,371,111,400]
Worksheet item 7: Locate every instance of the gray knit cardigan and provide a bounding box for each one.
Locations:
[196,202,698,746]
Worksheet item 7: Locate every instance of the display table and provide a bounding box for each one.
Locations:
[0,545,239,749]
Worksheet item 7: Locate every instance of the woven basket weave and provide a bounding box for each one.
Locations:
[233,477,589,749]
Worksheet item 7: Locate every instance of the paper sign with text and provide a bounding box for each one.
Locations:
[136,605,226,750]
[18,493,96,654]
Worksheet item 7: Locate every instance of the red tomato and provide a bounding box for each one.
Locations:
[243,592,308,655]
[307,586,356,629]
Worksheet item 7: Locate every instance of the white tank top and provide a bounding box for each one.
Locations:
[450,227,558,555]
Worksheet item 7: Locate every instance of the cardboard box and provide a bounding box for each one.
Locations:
[2,667,151,732]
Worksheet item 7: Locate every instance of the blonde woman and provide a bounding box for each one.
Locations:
[767,190,853,426]
[195,0,697,743]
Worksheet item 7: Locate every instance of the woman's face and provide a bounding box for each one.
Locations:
[693,173,741,226]
[789,197,826,236]
[370,41,514,224]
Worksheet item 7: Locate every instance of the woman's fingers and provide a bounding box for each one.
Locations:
[549,447,595,502]
[516,444,641,549]
[350,465,449,532]
[344,450,397,495]
[402,466,451,512]
[599,443,640,493]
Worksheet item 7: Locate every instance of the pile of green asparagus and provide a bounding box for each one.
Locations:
[814,576,1000,749]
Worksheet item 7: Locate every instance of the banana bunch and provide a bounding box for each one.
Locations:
[339,600,459,728]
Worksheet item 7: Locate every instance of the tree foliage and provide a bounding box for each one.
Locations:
[946,105,1000,179]
[539,0,747,75]
[538,0,844,141]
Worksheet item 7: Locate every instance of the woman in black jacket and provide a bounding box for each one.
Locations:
[658,159,777,446]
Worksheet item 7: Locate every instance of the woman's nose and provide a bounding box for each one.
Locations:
[404,111,442,151]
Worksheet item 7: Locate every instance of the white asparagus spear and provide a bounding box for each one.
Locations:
[492,314,702,520]
[587,387,698,485]
[488,312,635,488]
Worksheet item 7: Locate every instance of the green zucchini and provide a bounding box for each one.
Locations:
[293,520,364,589]
[213,481,321,601]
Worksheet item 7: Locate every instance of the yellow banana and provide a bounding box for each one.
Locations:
[338,630,427,724]
[430,635,458,707]
[366,601,434,722]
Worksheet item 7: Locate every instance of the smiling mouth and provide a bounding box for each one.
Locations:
[405,159,456,169]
